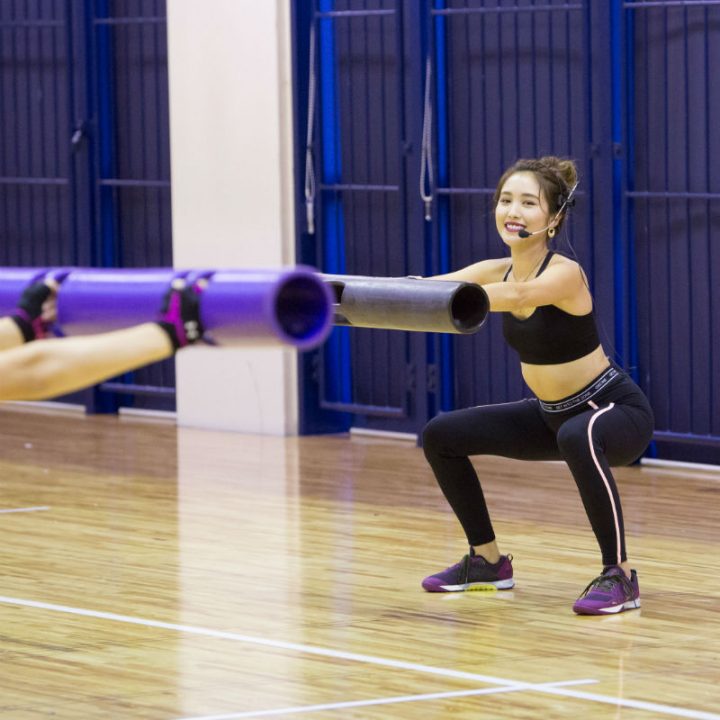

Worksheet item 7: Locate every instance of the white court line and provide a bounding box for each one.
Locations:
[0,506,50,514]
[0,595,717,720]
[0,595,556,690]
[178,680,597,720]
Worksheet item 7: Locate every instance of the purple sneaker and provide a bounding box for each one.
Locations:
[422,549,514,592]
[573,566,641,615]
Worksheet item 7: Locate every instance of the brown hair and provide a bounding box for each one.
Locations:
[493,156,578,232]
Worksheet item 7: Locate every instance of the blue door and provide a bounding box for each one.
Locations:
[294,0,432,436]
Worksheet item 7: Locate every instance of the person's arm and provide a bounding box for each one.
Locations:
[424,258,511,285]
[0,317,26,351]
[0,323,175,402]
[0,280,57,350]
[0,281,203,402]
[482,260,588,313]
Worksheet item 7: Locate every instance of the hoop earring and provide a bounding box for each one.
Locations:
[548,227,556,238]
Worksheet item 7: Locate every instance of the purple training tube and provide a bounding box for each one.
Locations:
[199,267,333,350]
[0,267,51,318]
[56,268,189,336]
[52,266,332,349]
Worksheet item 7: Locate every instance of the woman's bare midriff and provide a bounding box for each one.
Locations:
[521,345,611,402]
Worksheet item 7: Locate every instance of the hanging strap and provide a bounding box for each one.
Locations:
[420,54,434,222]
[304,21,317,235]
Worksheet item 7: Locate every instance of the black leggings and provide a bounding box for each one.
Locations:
[422,369,654,567]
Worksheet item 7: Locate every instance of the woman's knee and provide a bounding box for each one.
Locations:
[557,407,653,467]
[556,416,592,459]
[422,413,456,459]
[423,407,500,461]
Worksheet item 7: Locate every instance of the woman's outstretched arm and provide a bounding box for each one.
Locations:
[0,317,26,351]
[0,323,175,402]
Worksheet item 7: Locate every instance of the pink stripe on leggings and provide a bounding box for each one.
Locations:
[587,402,622,566]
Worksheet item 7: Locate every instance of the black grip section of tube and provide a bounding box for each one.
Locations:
[322,275,489,334]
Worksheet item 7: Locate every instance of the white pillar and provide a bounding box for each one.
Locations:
[167,0,299,434]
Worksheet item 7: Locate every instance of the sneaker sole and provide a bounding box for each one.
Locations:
[573,598,641,615]
[426,579,515,593]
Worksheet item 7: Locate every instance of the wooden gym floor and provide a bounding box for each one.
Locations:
[0,404,718,719]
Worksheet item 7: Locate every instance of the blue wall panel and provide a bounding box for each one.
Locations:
[295,0,719,461]
[313,0,422,431]
[89,0,174,410]
[628,1,720,462]
[0,0,174,412]
[431,2,596,412]
[0,1,82,266]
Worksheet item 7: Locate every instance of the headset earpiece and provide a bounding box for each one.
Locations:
[556,181,579,213]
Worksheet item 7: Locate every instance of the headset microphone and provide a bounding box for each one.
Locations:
[518,225,549,239]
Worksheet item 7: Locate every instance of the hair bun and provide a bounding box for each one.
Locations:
[538,156,578,191]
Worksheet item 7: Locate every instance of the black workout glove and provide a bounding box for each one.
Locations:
[157,281,205,351]
[11,282,54,342]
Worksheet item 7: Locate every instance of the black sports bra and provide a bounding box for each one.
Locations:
[501,252,601,365]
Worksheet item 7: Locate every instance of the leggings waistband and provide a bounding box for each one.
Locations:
[538,366,622,413]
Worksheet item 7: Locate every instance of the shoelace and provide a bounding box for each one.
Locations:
[453,553,492,583]
[578,571,633,599]
[450,554,472,583]
[448,553,510,583]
